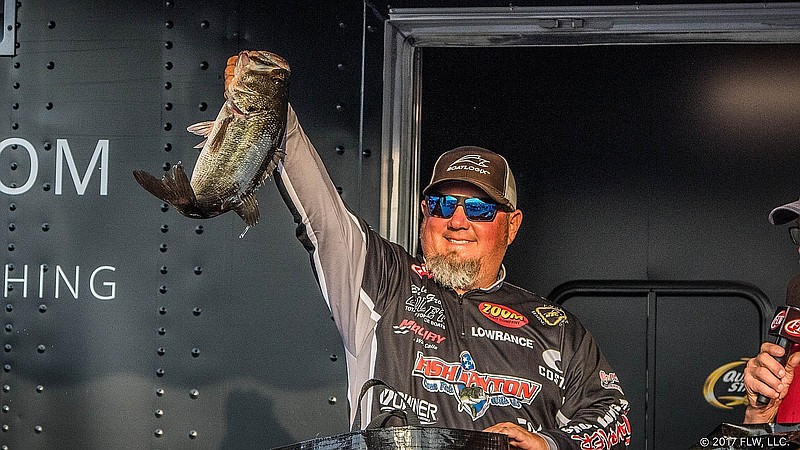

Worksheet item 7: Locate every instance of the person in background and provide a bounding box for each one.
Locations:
[744,197,800,423]
[226,53,631,449]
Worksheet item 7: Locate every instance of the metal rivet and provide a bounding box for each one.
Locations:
[329,354,337,362]
[160,224,169,233]
[164,81,172,89]
[163,143,172,152]
[194,225,204,234]
[189,389,199,399]
[154,429,163,438]
[159,285,167,294]
[38,304,47,313]
[164,0,173,7]
[46,61,54,70]
[3,365,10,373]
[191,348,200,357]
[165,20,173,28]
[160,203,169,212]
[41,223,49,232]
[193,266,202,275]
[11,103,18,110]
[335,145,344,155]
[192,307,202,316]
[4,324,12,333]
[7,224,14,231]
[162,162,171,171]
[45,102,53,110]
[2,425,8,432]
[164,62,173,70]
[42,264,49,272]
[43,142,52,151]
[155,409,163,418]
[10,123,17,130]
[47,21,55,29]
[34,425,42,434]
[200,20,209,29]
[157,347,165,356]
[156,388,164,397]
[9,162,16,170]
[199,61,208,70]
[335,103,344,112]
[159,243,168,253]
[362,148,372,158]
[189,430,198,439]
[2,386,9,393]
[3,345,10,353]
[163,122,172,131]
[36,385,43,393]
[367,25,376,33]
[37,344,45,353]
[198,102,207,111]
[156,368,165,377]
[336,63,345,70]
[12,83,19,89]
[338,22,346,29]
[42,182,51,191]
[160,266,168,274]
[13,62,19,69]
[158,306,167,315]
[157,327,166,335]
[328,396,337,405]
[5,304,11,312]
[164,41,172,50]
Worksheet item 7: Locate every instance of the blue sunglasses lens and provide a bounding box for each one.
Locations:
[426,195,498,221]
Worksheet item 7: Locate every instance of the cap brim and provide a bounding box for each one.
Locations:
[769,199,800,225]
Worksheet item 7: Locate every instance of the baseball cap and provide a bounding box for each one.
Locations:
[769,197,800,225]
[422,146,517,210]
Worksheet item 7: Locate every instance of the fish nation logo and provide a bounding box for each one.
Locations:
[479,302,528,328]
[412,351,541,421]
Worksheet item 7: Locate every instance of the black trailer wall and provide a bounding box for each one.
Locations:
[0,0,798,449]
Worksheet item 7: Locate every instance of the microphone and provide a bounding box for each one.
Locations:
[756,274,800,407]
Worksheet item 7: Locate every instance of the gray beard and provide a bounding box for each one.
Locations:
[425,253,481,291]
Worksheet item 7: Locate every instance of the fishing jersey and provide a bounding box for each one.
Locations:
[276,105,631,450]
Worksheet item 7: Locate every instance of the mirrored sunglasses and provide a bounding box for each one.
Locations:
[425,194,499,222]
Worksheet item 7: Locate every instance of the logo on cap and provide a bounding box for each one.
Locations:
[447,155,491,175]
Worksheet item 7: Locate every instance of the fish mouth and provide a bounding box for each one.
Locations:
[240,50,291,73]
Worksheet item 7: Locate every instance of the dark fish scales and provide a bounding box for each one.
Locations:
[133,50,290,237]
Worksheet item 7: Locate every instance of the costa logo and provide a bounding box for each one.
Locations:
[479,302,528,328]
[771,310,787,331]
[785,319,800,337]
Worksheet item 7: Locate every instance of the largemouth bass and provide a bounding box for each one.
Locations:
[133,50,290,237]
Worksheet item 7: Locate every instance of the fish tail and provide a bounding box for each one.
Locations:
[133,163,198,212]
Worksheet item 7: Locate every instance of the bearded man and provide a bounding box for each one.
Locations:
[231,54,632,448]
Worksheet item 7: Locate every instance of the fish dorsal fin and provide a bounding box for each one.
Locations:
[234,191,259,228]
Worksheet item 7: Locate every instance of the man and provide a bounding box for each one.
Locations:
[227,54,631,449]
[744,197,800,423]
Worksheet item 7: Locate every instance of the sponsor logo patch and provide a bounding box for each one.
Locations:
[446,155,491,176]
[534,306,567,326]
[405,285,445,329]
[470,326,533,349]
[393,319,446,349]
[379,388,439,425]
[569,402,631,449]
[412,351,541,421]
[786,319,800,338]
[539,350,564,388]
[771,310,787,330]
[479,302,528,328]
[412,263,431,279]
[599,370,624,394]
